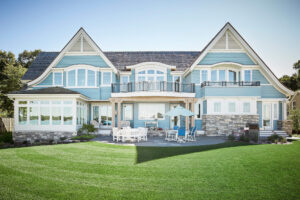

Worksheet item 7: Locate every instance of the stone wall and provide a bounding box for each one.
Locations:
[13,131,77,144]
[277,120,293,136]
[202,115,259,135]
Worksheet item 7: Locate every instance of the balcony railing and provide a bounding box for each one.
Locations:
[112,81,195,93]
[200,81,260,88]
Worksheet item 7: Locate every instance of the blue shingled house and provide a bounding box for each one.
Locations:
[8,23,293,142]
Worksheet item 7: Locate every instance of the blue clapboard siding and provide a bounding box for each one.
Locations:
[100,87,111,100]
[63,72,66,87]
[68,88,100,100]
[252,70,269,84]
[195,86,202,98]
[203,87,261,97]
[132,103,170,129]
[191,70,200,84]
[167,69,172,82]
[195,120,202,130]
[184,72,191,84]
[261,85,285,98]
[130,69,135,83]
[55,56,110,68]
[199,53,255,65]
[257,101,262,128]
[37,72,53,86]
[203,100,207,114]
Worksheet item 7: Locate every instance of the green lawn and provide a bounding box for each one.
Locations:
[0,141,299,200]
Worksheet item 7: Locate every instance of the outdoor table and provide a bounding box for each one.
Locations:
[166,130,178,141]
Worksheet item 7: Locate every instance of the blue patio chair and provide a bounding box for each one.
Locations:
[187,126,197,141]
[177,127,186,143]
[173,125,179,130]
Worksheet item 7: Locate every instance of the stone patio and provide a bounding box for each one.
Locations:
[92,135,227,147]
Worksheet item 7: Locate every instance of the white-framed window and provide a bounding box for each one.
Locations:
[136,69,166,82]
[16,100,74,126]
[138,103,165,120]
[53,72,63,86]
[66,68,97,87]
[219,70,226,81]
[195,100,201,119]
[121,76,129,83]
[244,70,252,82]
[228,102,236,113]
[201,70,208,83]
[211,70,217,81]
[213,102,221,113]
[76,101,88,125]
[102,71,112,86]
[123,104,133,120]
[273,103,278,120]
[243,102,251,113]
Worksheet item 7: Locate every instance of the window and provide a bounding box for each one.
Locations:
[68,70,76,86]
[40,107,50,125]
[123,104,133,120]
[195,102,201,119]
[273,103,278,119]
[138,103,165,120]
[121,76,129,83]
[52,107,61,125]
[29,107,39,125]
[54,72,63,86]
[63,107,72,125]
[214,102,221,113]
[18,107,27,125]
[77,69,86,86]
[228,102,236,113]
[87,70,95,86]
[102,72,112,85]
[244,70,251,82]
[211,70,217,81]
[229,70,236,82]
[201,70,208,82]
[219,70,226,81]
[243,102,250,113]
[92,106,99,122]
[137,69,165,82]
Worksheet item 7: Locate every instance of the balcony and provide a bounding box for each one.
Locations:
[112,81,195,93]
[201,81,260,88]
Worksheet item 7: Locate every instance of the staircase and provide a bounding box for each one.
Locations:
[259,130,288,138]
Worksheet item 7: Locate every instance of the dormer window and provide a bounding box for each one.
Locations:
[66,67,97,87]
[137,69,165,82]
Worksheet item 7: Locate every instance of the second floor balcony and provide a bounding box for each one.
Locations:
[201,81,260,88]
[112,81,195,93]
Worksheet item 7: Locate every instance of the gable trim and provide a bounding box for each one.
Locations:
[27,28,118,86]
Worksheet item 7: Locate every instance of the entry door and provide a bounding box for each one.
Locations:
[263,103,272,130]
[170,104,180,129]
[92,105,112,127]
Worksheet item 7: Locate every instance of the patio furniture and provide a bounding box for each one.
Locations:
[90,120,100,133]
[165,125,179,141]
[177,127,186,143]
[138,127,148,141]
[112,127,120,142]
[120,121,130,128]
[186,126,196,141]
[145,121,158,130]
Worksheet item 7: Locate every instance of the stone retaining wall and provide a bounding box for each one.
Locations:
[202,115,259,135]
[13,131,77,144]
[277,120,293,136]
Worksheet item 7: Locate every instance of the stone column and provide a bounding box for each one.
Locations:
[117,101,121,129]
[111,100,115,128]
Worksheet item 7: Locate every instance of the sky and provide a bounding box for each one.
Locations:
[0,0,299,77]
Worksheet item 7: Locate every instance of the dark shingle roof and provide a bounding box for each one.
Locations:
[22,52,59,81]
[10,87,80,95]
[22,51,201,81]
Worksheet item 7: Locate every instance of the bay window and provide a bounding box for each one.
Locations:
[67,68,97,87]
[211,70,217,81]
[67,70,76,86]
[219,70,226,81]
[29,107,39,125]
[87,70,96,86]
[137,69,165,82]
[77,69,86,86]
[40,107,50,125]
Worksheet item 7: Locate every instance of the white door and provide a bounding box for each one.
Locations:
[92,104,112,127]
[263,103,272,130]
[170,104,180,129]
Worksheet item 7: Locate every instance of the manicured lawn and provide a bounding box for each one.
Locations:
[0,141,299,200]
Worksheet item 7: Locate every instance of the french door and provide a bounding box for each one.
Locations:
[262,103,272,130]
[92,104,112,127]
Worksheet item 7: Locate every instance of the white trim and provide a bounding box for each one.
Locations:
[122,103,133,121]
[27,28,118,86]
[8,94,90,101]
[135,65,167,83]
[111,91,195,98]
[127,62,176,70]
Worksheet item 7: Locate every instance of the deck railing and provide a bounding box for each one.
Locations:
[200,81,260,88]
[112,81,195,93]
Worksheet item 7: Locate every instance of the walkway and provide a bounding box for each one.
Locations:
[92,135,227,147]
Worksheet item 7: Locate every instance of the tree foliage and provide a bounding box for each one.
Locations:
[279,60,300,91]
[17,49,41,68]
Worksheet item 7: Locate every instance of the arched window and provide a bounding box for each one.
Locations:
[137,69,165,82]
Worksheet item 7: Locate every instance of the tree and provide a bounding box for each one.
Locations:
[279,74,299,91]
[293,60,300,77]
[0,51,27,117]
[17,49,41,68]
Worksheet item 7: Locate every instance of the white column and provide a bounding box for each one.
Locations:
[283,101,287,120]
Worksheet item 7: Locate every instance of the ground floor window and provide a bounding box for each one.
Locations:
[77,101,87,125]
[138,103,165,120]
[92,104,112,126]
[123,104,133,120]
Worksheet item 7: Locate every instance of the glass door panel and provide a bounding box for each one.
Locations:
[263,103,272,129]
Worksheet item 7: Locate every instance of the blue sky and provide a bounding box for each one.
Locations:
[0,0,299,77]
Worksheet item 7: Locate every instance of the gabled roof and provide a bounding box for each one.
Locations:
[22,51,201,80]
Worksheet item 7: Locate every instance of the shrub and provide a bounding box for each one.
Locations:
[268,134,287,143]
[0,132,13,144]
[288,109,300,133]
[78,124,95,135]
[71,134,96,141]
[228,134,235,141]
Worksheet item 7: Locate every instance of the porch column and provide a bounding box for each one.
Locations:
[117,100,122,129]
[191,99,195,128]
[111,100,115,128]
[185,99,189,130]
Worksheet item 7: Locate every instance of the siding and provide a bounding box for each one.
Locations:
[252,70,269,84]
[203,100,207,114]
[191,70,200,84]
[37,72,52,86]
[195,119,202,130]
[261,85,285,98]
[257,101,262,128]
[55,56,110,68]
[68,88,100,100]
[199,53,255,65]
[130,69,135,83]
[203,87,261,97]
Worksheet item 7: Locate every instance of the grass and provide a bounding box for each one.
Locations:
[71,134,97,141]
[0,141,299,200]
